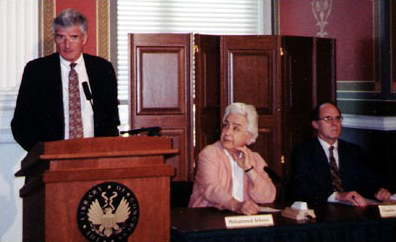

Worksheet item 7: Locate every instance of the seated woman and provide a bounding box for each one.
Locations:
[188,102,276,215]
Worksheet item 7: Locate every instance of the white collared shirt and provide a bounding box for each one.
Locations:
[224,149,244,202]
[60,55,94,139]
[317,138,340,201]
[318,138,339,167]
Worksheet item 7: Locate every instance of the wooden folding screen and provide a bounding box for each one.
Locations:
[129,34,336,181]
[129,34,193,181]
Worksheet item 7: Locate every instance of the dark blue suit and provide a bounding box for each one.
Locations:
[288,138,381,204]
[11,53,120,151]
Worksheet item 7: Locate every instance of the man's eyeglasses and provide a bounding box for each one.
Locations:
[317,116,343,123]
[54,34,82,43]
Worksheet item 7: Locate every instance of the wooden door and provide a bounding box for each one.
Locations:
[194,34,221,173]
[129,34,193,181]
[219,35,283,175]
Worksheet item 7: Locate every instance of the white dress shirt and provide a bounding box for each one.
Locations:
[60,55,94,139]
[318,138,339,167]
[224,149,244,202]
[317,138,340,201]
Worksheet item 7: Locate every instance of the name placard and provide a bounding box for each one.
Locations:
[225,214,274,229]
[378,205,396,218]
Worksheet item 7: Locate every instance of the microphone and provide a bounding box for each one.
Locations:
[120,126,162,136]
[264,166,282,184]
[82,81,93,108]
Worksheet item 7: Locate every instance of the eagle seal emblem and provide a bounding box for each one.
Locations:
[77,182,139,241]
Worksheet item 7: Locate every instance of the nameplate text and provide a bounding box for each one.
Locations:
[378,204,396,218]
[225,214,274,229]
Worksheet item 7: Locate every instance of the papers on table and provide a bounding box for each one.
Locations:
[330,198,380,206]
[259,206,282,213]
[330,197,396,206]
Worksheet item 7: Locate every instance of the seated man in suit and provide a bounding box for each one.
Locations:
[288,102,393,206]
[11,9,120,151]
[189,102,276,215]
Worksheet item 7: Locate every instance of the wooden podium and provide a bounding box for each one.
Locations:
[15,136,177,242]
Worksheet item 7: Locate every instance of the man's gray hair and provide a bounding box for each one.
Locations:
[223,102,259,145]
[52,8,87,35]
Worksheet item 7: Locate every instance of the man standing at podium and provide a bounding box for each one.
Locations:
[11,9,120,151]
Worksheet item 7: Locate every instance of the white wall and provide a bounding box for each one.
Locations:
[0,0,38,241]
[0,144,25,242]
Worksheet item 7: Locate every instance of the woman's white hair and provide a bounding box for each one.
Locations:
[222,102,258,145]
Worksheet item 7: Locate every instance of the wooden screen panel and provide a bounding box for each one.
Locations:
[249,128,275,168]
[138,49,184,114]
[281,36,336,179]
[220,35,282,174]
[281,36,315,159]
[282,36,314,113]
[315,38,336,105]
[220,36,278,116]
[194,34,221,167]
[281,36,316,179]
[281,36,335,142]
[230,50,273,114]
[393,2,396,92]
[130,34,192,181]
[161,129,186,179]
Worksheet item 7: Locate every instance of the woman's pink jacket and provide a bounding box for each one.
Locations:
[188,141,276,210]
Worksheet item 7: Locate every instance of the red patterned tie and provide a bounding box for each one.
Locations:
[69,63,83,138]
[329,146,343,192]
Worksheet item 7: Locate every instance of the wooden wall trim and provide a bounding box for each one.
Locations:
[338,99,396,116]
[342,114,396,131]
[39,0,56,57]
[96,0,110,60]
[392,1,396,93]
[336,80,380,93]
[272,0,280,35]
[373,0,380,92]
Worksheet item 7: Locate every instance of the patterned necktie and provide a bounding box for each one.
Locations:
[69,63,83,138]
[329,146,343,192]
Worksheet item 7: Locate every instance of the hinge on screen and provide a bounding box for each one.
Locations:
[194,44,199,54]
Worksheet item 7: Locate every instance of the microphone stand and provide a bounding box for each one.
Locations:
[120,126,161,136]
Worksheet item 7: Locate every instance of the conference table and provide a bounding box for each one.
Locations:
[171,203,396,242]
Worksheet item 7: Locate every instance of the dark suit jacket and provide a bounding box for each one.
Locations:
[288,138,381,205]
[11,53,120,151]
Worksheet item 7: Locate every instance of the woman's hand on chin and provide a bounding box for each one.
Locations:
[235,147,252,170]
